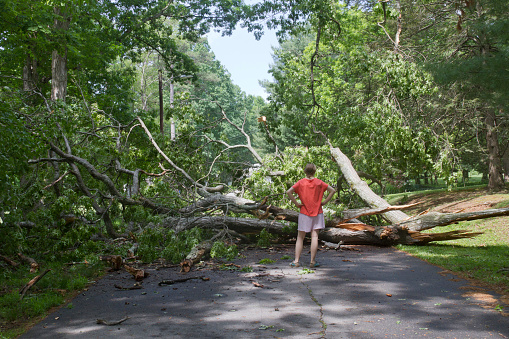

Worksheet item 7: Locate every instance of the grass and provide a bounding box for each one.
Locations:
[0,261,106,338]
[394,189,509,295]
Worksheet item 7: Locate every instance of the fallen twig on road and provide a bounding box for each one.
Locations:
[158,276,209,286]
[96,316,129,326]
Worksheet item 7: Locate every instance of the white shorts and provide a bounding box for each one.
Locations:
[298,213,325,233]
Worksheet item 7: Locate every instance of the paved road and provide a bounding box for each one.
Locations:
[20,245,509,338]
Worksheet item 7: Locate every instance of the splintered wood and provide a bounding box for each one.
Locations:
[19,269,51,300]
[18,253,39,273]
[100,255,123,270]
[335,223,375,232]
[124,264,149,281]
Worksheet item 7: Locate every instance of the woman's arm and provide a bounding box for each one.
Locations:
[286,187,303,208]
[321,186,336,206]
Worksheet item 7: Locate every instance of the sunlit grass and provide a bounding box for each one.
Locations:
[397,196,509,294]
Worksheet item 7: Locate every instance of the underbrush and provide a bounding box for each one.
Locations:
[0,261,106,338]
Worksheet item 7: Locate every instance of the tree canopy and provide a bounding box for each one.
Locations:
[0,0,507,264]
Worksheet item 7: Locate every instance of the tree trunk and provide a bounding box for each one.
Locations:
[51,50,68,101]
[159,69,163,134]
[51,7,69,102]
[23,56,38,91]
[502,145,509,182]
[330,147,408,224]
[485,110,505,190]
[394,0,402,53]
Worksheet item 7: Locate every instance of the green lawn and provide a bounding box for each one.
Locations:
[395,191,509,296]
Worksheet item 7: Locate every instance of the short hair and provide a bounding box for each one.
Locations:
[304,163,316,176]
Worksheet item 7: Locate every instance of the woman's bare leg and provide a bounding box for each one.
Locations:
[294,230,306,264]
[310,229,320,265]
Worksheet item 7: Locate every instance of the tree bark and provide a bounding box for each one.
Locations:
[485,110,505,190]
[51,50,67,101]
[51,6,69,102]
[23,56,38,91]
[180,240,213,273]
[502,144,509,182]
[330,147,409,223]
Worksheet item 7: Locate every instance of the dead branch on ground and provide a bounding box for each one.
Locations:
[158,276,209,286]
[19,269,51,300]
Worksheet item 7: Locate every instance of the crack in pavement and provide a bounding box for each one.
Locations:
[301,277,327,338]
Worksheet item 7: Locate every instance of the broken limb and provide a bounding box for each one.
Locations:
[114,284,143,290]
[158,276,209,286]
[19,269,51,300]
[338,203,421,224]
[124,264,149,281]
[18,253,39,273]
[100,255,123,270]
[180,230,228,272]
[0,254,19,269]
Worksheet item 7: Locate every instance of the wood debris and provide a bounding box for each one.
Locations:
[19,269,51,300]
[158,276,209,286]
[18,253,39,273]
[96,316,129,326]
[124,264,149,281]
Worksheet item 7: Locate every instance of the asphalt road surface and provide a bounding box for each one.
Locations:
[20,244,509,338]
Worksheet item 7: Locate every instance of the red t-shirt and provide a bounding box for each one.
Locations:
[292,178,328,216]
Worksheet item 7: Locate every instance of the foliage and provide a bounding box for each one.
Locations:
[264,7,445,185]
[137,227,213,263]
[210,241,238,261]
[297,268,315,275]
[245,145,348,210]
[240,265,253,272]
[261,0,508,191]
[258,258,276,264]
[256,228,275,248]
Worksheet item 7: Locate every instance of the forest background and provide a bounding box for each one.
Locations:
[0,0,508,336]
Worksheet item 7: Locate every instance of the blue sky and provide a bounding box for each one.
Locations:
[207,26,279,99]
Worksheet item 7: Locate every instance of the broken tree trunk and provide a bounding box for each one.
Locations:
[124,264,149,281]
[397,207,509,232]
[170,196,507,246]
[329,147,408,224]
[180,240,213,273]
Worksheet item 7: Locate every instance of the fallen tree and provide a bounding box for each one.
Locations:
[161,144,507,246]
[26,113,509,248]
